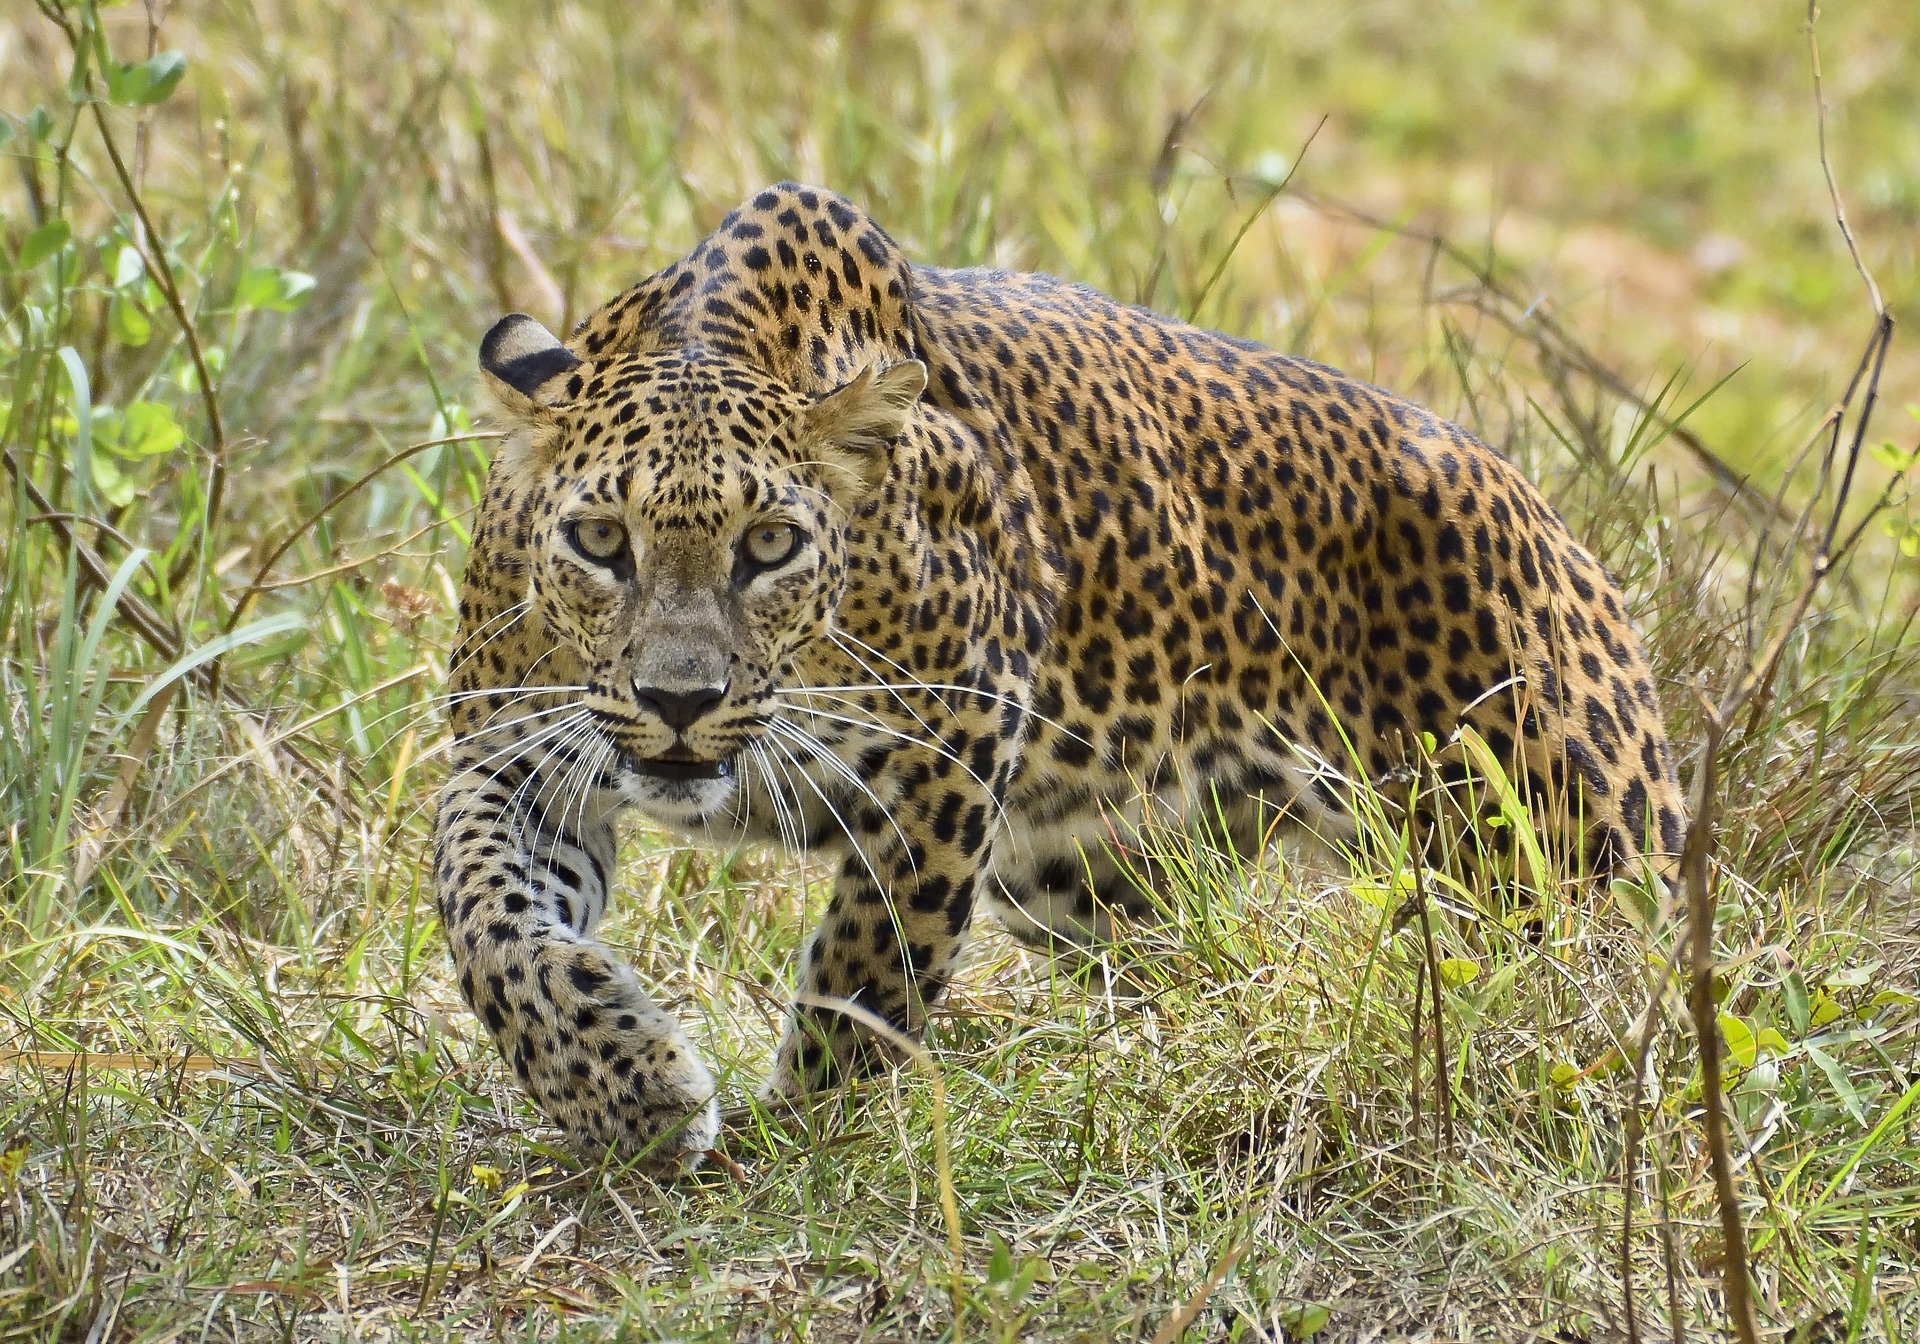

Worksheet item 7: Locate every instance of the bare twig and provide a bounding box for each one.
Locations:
[792,994,965,1328]
[1618,924,1686,1344]
[43,10,232,596]
[1408,802,1454,1159]
[1681,694,1760,1344]
[1616,11,1896,1340]
[223,431,496,633]
[1150,1237,1248,1344]
[1807,1,1884,318]
[3,449,185,664]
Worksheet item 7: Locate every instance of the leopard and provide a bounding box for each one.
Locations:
[432,181,1685,1173]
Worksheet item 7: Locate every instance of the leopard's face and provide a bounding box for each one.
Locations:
[483,320,926,828]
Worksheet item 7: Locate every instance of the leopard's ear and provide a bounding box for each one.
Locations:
[479,313,582,424]
[801,359,927,491]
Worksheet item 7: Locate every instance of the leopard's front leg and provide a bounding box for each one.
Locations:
[765,757,1002,1097]
[435,754,719,1172]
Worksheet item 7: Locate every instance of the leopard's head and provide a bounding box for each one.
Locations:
[479,313,926,826]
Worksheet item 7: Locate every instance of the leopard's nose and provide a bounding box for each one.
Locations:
[632,682,728,730]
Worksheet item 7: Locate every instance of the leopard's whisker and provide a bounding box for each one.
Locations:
[760,728,893,900]
[774,694,1015,831]
[765,715,913,854]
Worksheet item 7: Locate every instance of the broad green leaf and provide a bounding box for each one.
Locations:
[119,401,184,457]
[237,264,317,312]
[26,107,53,141]
[112,244,146,288]
[1719,1012,1757,1069]
[1805,1041,1870,1127]
[1277,1302,1332,1339]
[108,293,152,346]
[105,51,188,107]
[1549,1061,1581,1089]
[1869,988,1917,1016]
[1808,988,1844,1029]
[18,219,71,269]
[1438,957,1480,986]
[1755,1027,1790,1057]
[1784,970,1810,1035]
[986,1233,1015,1286]
[1901,530,1920,560]
[1868,440,1920,473]
[90,450,140,508]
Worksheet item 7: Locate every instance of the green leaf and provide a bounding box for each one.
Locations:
[1277,1302,1332,1339]
[1784,970,1810,1035]
[1755,1027,1791,1057]
[105,51,188,107]
[1868,988,1918,1016]
[1548,1061,1581,1089]
[1438,957,1480,987]
[90,450,140,509]
[108,293,152,346]
[1901,530,1920,560]
[1868,440,1920,474]
[237,264,317,312]
[1827,962,1879,988]
[1805,1041,1870,1127]
[26,107,54,141]
[56,346,94,507]
[986,1233,1014,1286]
[1719,1012,1757,1069]
[119,401,184,457]
[1808,988,1844,1029]
[17,219,71,269]
[112,244,146,289]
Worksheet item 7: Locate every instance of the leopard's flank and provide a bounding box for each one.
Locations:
[434,183,1684,1171]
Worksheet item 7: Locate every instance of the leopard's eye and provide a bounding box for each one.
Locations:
[566,517,629,565]
[742,521,801,571]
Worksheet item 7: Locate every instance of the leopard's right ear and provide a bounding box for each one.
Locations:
[479,313,582,425]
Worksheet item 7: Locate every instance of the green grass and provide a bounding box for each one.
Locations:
[3,0,1919,1338]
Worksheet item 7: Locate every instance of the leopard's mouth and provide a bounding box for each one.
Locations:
[629,754,734,782]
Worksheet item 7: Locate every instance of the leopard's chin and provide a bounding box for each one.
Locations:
[613,751,741,829]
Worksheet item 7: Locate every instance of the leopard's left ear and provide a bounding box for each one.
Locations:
[802,359,927,491]
[479,313,582,424]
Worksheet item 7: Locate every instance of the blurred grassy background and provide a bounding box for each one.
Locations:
[2,0,1918,1339]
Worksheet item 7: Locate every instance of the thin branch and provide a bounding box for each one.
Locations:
[223,431,497,633]
[1807,1,1884,318]
[46,7,231,596]
[1681,696,1758,1344]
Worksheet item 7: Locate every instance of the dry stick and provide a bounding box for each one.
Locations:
[1617,917,1688,1344]
[223,431,497,634]
[1150,1239,1248,1344]
[80,96,230,595]
[1619,14,1891,1339]
[3,449,185,664]
[1675,301,1891,1344]
[1407,785,1454,1159]
[1808,0,1883,318]
[1680,698,1757,1344]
